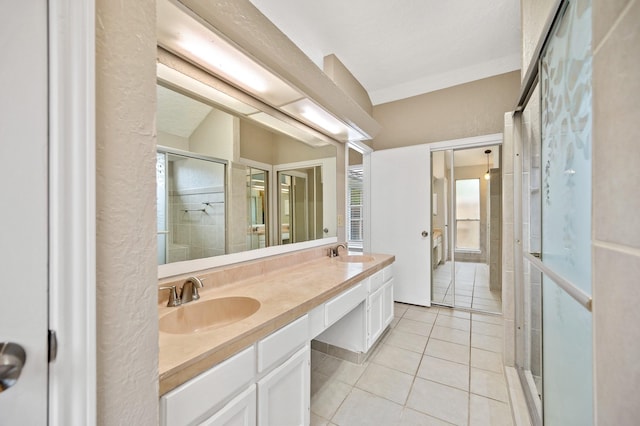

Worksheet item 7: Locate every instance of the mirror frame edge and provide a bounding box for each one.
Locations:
[158,236,337,279]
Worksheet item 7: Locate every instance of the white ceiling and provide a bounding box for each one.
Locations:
[249,0,521,105]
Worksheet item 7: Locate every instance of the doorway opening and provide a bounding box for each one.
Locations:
[430,145,502,313]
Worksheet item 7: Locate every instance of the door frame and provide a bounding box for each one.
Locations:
[428,133,503,308]
[48,0,96,424]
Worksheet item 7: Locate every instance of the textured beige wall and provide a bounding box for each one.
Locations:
[239,119,337,165]
[239,120,275,164]
[95,0,159,424]
[592,0,640,423]
[348,148,363,166]
[371,71,521,150]
[273,136,337,164]
[324,54,373,115]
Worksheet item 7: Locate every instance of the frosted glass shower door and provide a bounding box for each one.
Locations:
[538,0,593,424]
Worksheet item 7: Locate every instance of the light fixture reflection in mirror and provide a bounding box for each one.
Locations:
[156,80,337,267]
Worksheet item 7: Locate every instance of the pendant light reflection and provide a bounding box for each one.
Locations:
[484,149,492,181]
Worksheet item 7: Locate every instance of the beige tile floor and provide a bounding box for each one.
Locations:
[310,303,513,426]
[432,262,502,313]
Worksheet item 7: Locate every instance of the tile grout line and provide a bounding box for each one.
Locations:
[315,304,511,425]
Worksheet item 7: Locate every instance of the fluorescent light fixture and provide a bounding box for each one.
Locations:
[179,37,268,93]
[158,0,373,143]
[157,0,301,106]
[301,107,342,135]
[248,112,329,147]
[281,98,368,141]
[157,63,259,115]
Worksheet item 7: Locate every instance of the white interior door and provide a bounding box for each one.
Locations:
[371,145,431,306]
[0,1,49,423]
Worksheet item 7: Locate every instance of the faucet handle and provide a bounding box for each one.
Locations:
[159,285,181,307]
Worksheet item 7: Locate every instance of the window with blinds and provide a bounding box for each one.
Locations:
[347,167,364,248]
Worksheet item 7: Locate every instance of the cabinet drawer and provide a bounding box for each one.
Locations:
[383,264,393,282]
[369,270,384,293]
[160,346,256,426]
[325,281,367,326]
[258,315,308,373]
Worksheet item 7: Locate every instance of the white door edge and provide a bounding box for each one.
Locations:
[48,1,97,424]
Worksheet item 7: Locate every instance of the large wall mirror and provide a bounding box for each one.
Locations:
[156,72,338,273]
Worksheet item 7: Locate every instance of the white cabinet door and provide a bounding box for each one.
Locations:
[0,2,49,423]
[257,345,310,426]
[200,385,256,426]
[367,286,384,349]
[371,145,431,306]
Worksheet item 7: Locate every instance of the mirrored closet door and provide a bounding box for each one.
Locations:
[431,145,502,313]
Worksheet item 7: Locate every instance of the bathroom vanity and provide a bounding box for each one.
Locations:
[157,247,394,426]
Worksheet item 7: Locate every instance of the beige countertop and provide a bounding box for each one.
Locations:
[159,252,395,395]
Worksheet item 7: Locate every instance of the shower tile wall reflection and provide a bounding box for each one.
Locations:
[166,155,226,263]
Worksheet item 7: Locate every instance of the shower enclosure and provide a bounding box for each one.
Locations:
[156,148,227,264]
[514,0,594,424]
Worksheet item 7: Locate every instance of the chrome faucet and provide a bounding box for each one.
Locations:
[328,243,347,258]
[179,276,204,304]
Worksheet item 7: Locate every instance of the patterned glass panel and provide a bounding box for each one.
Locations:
[540,0,593,424]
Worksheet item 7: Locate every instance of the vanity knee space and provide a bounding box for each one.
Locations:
[312,264,394,356]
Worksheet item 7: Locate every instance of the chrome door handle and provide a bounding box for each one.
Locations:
[421,231,429,237]
[0,342,26,393]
